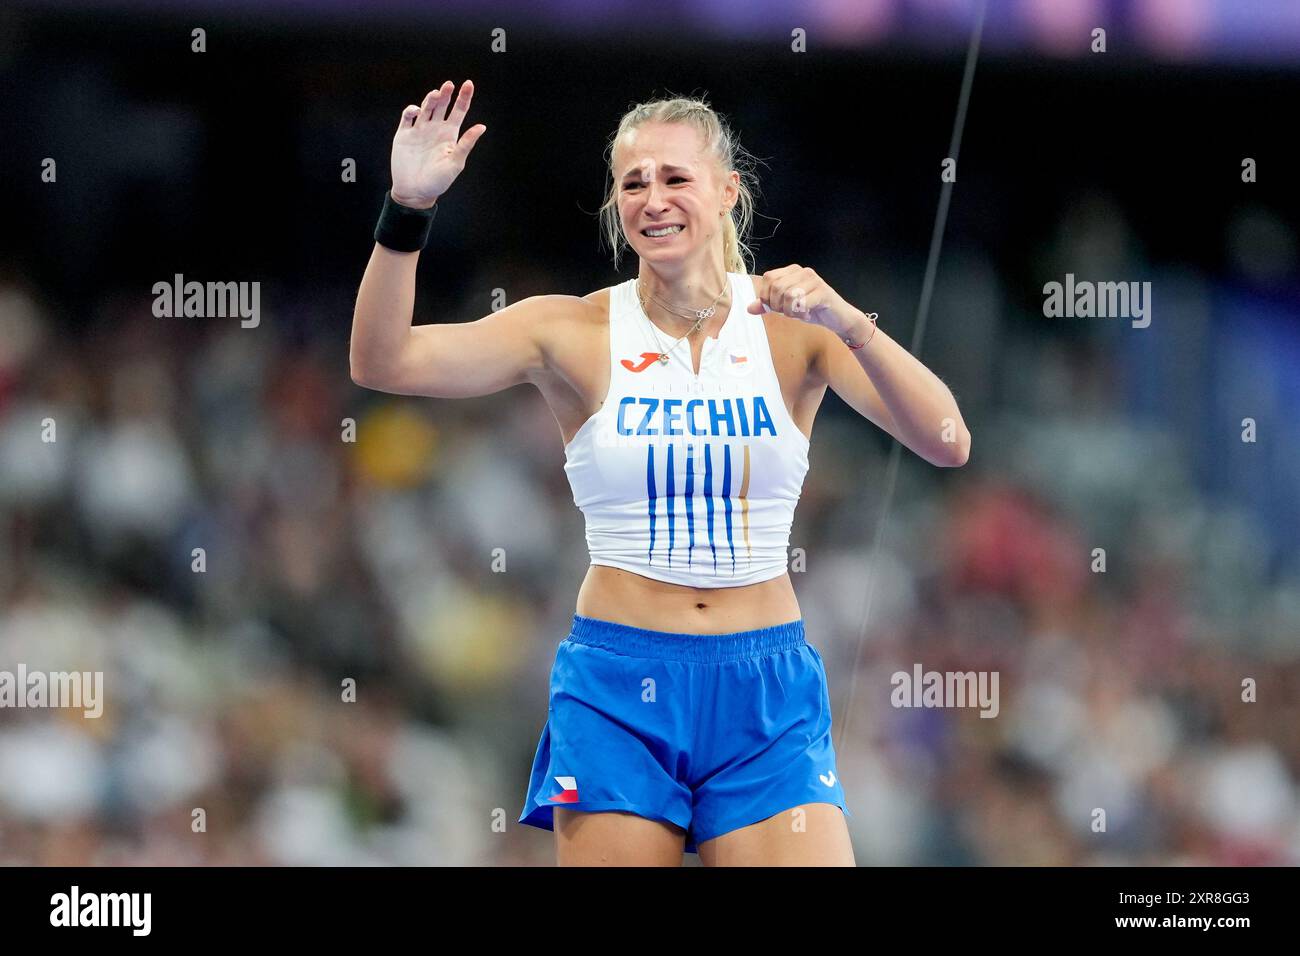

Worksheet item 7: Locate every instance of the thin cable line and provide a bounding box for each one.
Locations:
[834,0,987,753]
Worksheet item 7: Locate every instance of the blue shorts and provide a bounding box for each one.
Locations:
[519,613,850,853]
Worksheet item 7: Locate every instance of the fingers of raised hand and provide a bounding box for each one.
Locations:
[400,104,421,129]
[446,79,475,127]
[758,269,783,311]
[458,123,487,157]
[761,268,794,314]
[761,266,819,316]
[418,81,452,124]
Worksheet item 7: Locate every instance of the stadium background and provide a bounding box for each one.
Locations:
[1,0,1298,865]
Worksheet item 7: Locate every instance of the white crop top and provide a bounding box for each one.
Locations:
[563,272,811,587]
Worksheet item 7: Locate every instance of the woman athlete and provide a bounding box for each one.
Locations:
[350,79,971,866]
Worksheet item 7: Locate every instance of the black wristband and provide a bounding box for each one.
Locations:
[374,191,437,252]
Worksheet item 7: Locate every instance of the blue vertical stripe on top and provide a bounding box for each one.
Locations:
[646,444,657,563]
[721,444,735,572]
[704,443,717,572]
[685,443,695,567]
[666,443,676,566]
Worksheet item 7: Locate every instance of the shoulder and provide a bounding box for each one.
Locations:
[512,290,606,341]
[581,286,613,312]
[556,286,614,333]
[526,287,611,364]
[573,287,613,330]
[521,290,606,319]
[530,286,612,320]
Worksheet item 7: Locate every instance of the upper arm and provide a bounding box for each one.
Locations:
[809,323,902,441]
[366,294,578,398]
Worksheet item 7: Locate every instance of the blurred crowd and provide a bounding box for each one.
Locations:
[1,179,1298,866]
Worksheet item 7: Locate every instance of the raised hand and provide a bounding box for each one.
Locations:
[390,79,487,209]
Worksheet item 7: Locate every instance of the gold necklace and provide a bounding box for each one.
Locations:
[636,284,708,366]
[640,275,728,321]
[635,277,725,366]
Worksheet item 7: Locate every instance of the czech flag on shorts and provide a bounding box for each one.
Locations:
[548,776,579,803]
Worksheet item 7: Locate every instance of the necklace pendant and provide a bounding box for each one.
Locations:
[658,353,670,364]
[696,306,715,321]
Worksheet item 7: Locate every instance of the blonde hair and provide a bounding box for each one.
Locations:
[599,94,761,275]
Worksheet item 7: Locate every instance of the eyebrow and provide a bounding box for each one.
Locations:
[620,163,693,179]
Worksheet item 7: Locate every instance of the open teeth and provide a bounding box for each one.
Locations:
[644,225,684,237]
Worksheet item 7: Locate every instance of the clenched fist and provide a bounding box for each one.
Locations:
[748,265,861,339]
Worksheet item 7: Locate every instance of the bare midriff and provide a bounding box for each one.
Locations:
[575,564,802,635]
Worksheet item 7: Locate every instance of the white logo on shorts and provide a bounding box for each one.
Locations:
[819,771,837,787]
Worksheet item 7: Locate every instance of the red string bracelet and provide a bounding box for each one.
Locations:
[844,312,878,350]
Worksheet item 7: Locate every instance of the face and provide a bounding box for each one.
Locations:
[614,121,739,264]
